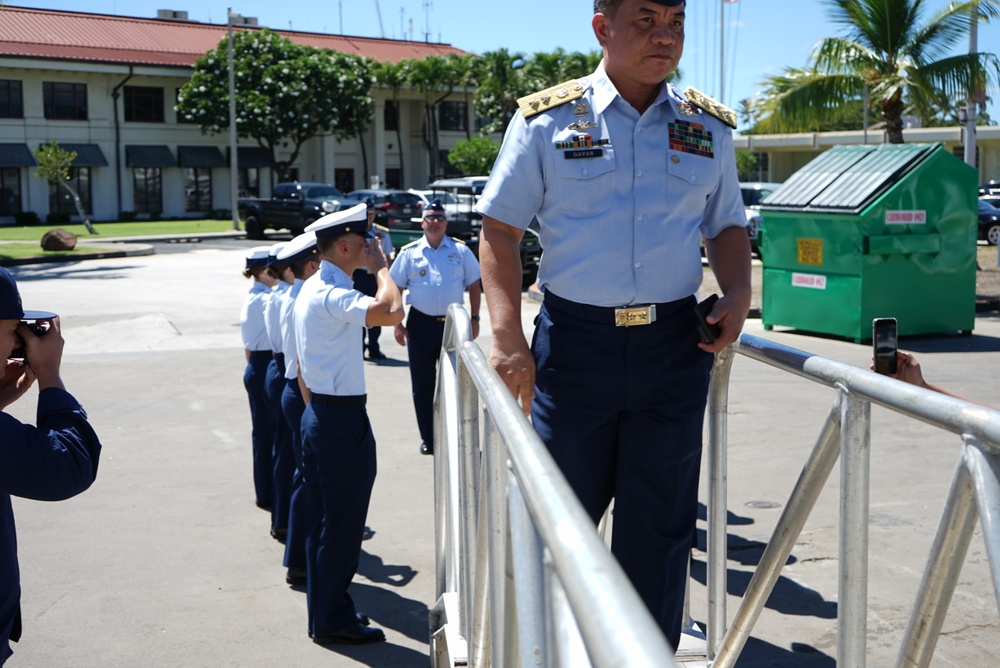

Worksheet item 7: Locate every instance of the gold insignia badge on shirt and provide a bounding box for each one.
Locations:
[678,101,701,118]
[574,102,590,117]
[518,79,586,118]
[683,87,737,129]
[567,119,597,131]
[420,269,427,276]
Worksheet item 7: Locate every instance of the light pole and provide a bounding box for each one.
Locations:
[964,1,979,170]
[228,8,239,231]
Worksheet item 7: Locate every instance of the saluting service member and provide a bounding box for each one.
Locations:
[294,203,403,644]
[240,246,278,511]
[389,199,481,455]
[476,0,751,649]
[352,198,395,361]
[275,232,320,586]
[0,267,102,665]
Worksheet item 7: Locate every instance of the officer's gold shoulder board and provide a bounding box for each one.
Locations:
[684,87,737,129]
[374,223,389,233]
[448,236,466,246]
[518,79,586,119]
[401,239,420,251]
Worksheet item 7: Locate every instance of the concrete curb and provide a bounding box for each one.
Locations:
[0,230,245,267]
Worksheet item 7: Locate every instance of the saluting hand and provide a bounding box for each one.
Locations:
[365,238,388,274]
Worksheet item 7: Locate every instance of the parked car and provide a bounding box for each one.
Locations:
[981,195,1000,209]
[238,182,363,239]
[739,182,781,256]
[980,180,1000,196]
[346,189,423,225]
[408,190,476,239]
[979,199,1000,245]
[425,176,489,200]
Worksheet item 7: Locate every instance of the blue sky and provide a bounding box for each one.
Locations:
[9,0,1000,129]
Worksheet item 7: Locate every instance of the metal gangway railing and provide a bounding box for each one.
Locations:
[430,304,1000,667]
[429,304,680,667]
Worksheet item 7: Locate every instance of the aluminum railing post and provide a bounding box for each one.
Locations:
[482,412,509,668]
[706,346,735,658]
[838,386,871,667]
[509,476,545,668]
[963,439,1000,610]
[894,452,977,668]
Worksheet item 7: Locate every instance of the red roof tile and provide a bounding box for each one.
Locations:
[0,6,466,68]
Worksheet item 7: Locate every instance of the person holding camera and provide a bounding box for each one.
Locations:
[0,267,102,665]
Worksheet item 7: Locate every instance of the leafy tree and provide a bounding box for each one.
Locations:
[447,53,479,140]
[472,49,531,135]
[33,141,97,235]
[374,60,411,186]
[408,55,461,179]
[176,29,374,180]
[447,137,501,176]
[752,0,1000,143]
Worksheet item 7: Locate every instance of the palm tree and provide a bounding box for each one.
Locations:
[753,0,1000,143]
[407,55,459,179]
[447,53,478,139]
[471,49,530,135]
[374,60,410,186]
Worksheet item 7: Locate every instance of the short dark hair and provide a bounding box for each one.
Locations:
[289,251,318,278]
[594,0,624,16]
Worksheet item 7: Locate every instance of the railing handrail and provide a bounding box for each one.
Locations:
[435,304,679,667]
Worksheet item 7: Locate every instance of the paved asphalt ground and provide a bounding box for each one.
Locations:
[3,237,998,667]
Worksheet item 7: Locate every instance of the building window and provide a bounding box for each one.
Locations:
[0,169,22,216]
[133,168,162,213]
[743,152,770,182]
[438,101,468,132]
[385,168,401,190]
[43,82,88,120]
[0,80,23,119]
[48,167,91,214]
[183,167,212,212]
[384,100,399,132]
[951,146,980,169]
[175,88,197,124]
[124,86,164,123]
[238,167,259,198]
[334,168,354,194]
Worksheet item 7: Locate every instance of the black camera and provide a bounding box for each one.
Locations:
[9,321,49,362]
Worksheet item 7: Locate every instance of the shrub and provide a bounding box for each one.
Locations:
[118,210,138,222]
[148,211,161,221]
[45,212,71,226]
[14,211,40,226]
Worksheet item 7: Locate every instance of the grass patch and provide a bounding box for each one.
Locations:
[0,219,238,241]
[0,243,112,260]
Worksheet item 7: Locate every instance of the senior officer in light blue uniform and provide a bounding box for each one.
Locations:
[275,232,320,587]
[294,203,402,645]
[389,199,481,455]
[476,0,751,649]
[240,246,277,511]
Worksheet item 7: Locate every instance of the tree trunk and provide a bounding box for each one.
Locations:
[60,181,97,235]
[360,137,369,188]
[882,95,906,144]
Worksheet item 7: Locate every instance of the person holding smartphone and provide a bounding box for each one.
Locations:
[0,267,102,665]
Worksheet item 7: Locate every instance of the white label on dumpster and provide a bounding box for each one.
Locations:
[885,210,926,225]
[792,273,827,290]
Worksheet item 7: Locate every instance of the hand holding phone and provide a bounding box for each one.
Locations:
[694,294,722,344]
[873,317,898,375]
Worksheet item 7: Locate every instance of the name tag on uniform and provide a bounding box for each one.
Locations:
[565,148,604,160]
[614,305,656,327]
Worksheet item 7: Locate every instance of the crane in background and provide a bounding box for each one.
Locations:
[374,0,385,38]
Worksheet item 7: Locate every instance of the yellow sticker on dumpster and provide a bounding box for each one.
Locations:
[797,238,823,265]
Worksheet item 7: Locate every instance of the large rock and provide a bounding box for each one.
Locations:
[41,228,78,251]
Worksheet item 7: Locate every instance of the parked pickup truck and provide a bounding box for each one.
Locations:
[238,182,364,239]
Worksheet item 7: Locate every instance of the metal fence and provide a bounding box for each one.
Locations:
[429,305,1000,667]
[429,304,680,668]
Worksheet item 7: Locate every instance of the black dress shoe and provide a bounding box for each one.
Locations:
[311,624,385,645]
[255,500,272,512]
[420,442,433,455]
[367,350,387,361]
[285,567,306,585]
[270,527,287,543]
[356,612,370,626]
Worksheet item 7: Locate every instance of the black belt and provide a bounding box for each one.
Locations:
[249,350,271,358]
[410,308,446,323]
[543,290,691,326]
[310,393,366,406]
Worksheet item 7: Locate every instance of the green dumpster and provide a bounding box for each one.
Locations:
[759,143,978,342]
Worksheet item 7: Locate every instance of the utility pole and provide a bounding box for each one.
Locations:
[964,1,979,170]
[227,7,239,231]
[374,0,385,38]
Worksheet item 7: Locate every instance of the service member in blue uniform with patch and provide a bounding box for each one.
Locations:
[294,203,403,644]
[264,242,294,542]
[275,232,320,586]
[240,246,277,511]
[389,199,481,455]
[476,0,751,649]
[0,267,102,665]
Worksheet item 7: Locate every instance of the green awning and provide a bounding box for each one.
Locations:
[126,145,175,168]
[0,144,35,167]
[177,145,226,168]
[228,146,272,168]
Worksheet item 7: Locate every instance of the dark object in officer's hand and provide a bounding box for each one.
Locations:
[694,294,722,344]
[9,320,49,362]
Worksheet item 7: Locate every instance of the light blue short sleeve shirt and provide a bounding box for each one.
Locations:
[476,61,746,307]
[293,261,372,396]
[389,236,481,317]
[280,279,304,380]
[264,281,290,353]
[240,282,271,351]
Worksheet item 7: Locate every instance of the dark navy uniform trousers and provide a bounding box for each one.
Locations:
[532,291,713,650]
[243,351,274,507]
[266,354,293,534]
[300,397,376,635]
[405,308,446,446]
[281,379,306,571]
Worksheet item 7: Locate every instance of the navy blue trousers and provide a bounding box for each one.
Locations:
[281,379,306,571]
[243,352,274,507]
[300,401,376,635]
[405,310,445,446]
[266,355,293,534]
[353,269,382,356]
[532,292,713,650]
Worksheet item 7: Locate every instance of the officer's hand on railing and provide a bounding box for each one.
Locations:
[489,335,535,415]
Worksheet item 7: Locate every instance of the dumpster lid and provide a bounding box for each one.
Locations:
[761,143,940,214]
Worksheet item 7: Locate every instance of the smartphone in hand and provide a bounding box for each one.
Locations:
[694,294,722,344]
[872,317,898,375]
